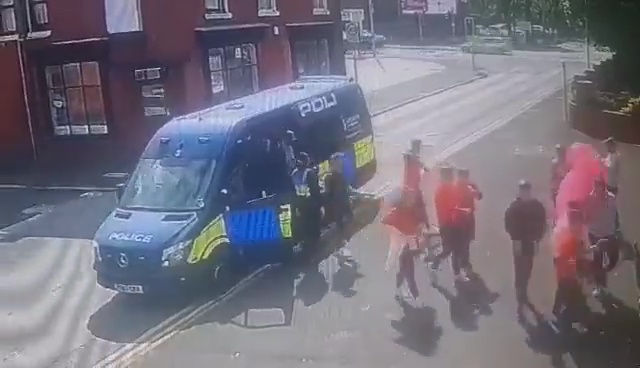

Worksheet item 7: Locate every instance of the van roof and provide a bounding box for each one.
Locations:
[159,75,353,136]
[141,75,354,159]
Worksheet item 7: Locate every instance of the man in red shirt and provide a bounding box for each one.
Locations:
[430,166,468,283]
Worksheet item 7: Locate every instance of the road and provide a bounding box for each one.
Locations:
[0,49,637,368]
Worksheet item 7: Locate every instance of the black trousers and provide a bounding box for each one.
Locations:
[552,277,586,319]
[397,247,419,298]
[588,233,611,287]
[514,251,534,304]
[433,225,468,275]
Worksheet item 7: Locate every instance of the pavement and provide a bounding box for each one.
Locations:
[130,94,640,368]
[0,50,638,368]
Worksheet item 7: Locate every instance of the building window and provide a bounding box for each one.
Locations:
[28,0,48,31]
[45,62,108,136]
[207,44,259,105]
[313,0,329,15]
[0,0,16,34]
[293,39,330,78]
[258,0,278,17]
[204,0,232,19]
[134,67,170,118]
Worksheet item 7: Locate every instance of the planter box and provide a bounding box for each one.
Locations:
[570,101,640,144]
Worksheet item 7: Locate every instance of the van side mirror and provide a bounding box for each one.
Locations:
[116,183,126,201]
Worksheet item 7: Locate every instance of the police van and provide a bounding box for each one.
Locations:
[93,76,376,295]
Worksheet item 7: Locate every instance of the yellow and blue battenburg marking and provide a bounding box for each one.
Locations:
[187,214,229,264]
[317,134,375,191]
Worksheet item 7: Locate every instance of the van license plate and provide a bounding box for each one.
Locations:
[114,284,144,294]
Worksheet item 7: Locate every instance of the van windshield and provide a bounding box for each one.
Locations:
[120,158,215,211]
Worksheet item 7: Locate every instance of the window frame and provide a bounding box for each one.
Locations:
[44,61,109,137]
[257,0,279,17]
[292,38,331,78]
[134,67,171,120]
[27,0,48,32]
[0,0,16,35]
[206,43,260,105]
[204,0,233,19]
[312,0,329,15]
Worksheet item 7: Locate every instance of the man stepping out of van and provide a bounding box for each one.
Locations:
[292,152,322,249]
[324,153,353,251]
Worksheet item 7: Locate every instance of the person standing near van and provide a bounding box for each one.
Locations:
[282,130,298,173]
[291,152,322,246]
[504,180,546,318]
[602,137,621,234]
[324,153,353,245]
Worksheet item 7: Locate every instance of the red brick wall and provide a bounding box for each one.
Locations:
[0,43,33,166]
[47,0,107,41]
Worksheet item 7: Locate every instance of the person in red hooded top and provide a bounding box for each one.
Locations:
[381,186,429,301]
[430,166,470,283]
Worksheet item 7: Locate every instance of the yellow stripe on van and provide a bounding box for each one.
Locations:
[317,160,330,191]
[354,135,375,168]
[187,214,229,264]
[279,204,293,239]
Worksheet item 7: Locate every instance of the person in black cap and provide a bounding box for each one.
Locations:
[504,180,547,319]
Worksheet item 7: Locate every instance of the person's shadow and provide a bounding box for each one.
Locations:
[331,255,364,298]
[433,273,500,332]
[390,299,443,357]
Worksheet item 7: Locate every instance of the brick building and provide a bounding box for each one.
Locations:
[0,0,346,169]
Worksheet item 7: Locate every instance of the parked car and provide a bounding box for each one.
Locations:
[461,36,513,55]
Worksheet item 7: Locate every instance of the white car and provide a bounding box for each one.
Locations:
[461,37,513,55]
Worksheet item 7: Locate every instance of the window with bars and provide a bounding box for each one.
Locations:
[0,0,16,34]
[293,39,331,78]
[207,44,259,105]
[45,62,108,136]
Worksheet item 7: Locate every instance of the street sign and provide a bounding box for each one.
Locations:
[345,22,360,43]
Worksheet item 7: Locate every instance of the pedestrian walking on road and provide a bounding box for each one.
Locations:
[551,144,569,207]
[551,202,588,326]
[455,168,482,275]
[504,180,546,319]
[381,187,429,302]
[431,166,468,283]
[585,178,618,298]
[602,137,622,234]
[324,153,353,248]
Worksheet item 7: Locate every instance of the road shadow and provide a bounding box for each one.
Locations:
[433,273,499,332]
[87,196,380,341]
[87,293,196,343]
[522,294,640,368]
[390,298,442,357]
[1,192,114,242]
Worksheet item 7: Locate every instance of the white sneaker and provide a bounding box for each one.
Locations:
[456,274,470,283]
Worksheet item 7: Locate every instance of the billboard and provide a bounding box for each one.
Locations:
[399,0,427,14]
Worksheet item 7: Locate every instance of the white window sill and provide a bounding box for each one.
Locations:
[258,9,280,17]
[204,12,233,20]
[0,30,51,42]
[313,8,330,15]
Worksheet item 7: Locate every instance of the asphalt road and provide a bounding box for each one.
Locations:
[133,95,640,368]
[0,49,636,368]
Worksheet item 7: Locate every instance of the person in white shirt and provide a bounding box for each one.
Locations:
[586,179,618,297]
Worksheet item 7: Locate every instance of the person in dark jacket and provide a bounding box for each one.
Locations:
[504,180,547,318]
[291,152,322,246]
[324,153,353,245]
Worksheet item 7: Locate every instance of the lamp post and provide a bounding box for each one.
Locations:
[368,0,376,57]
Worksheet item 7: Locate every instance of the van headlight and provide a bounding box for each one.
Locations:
[161,240,192,267]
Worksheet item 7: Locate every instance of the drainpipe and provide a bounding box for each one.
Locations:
[16,38,38,162]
